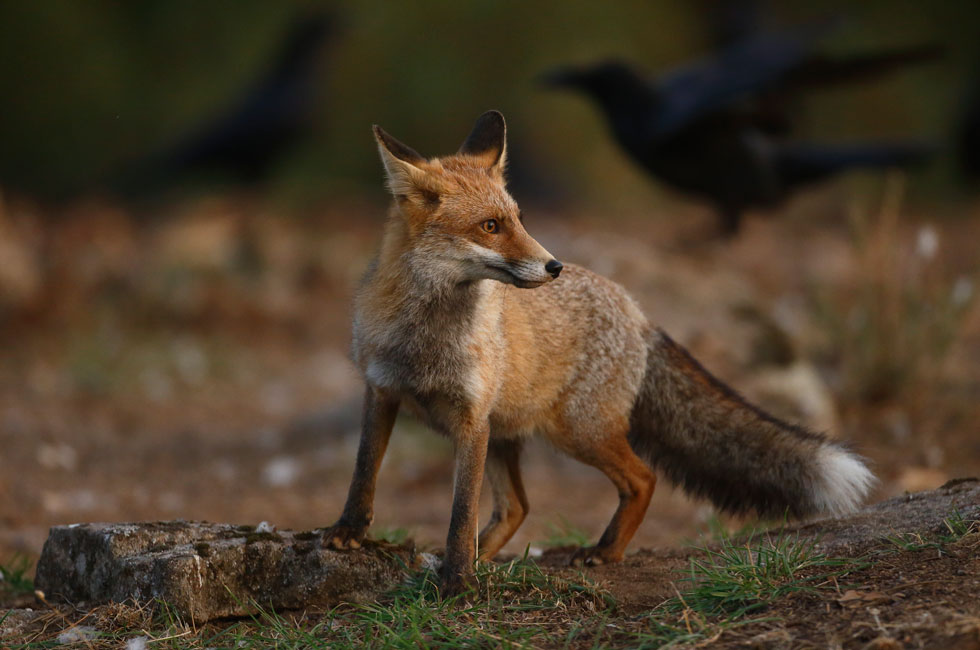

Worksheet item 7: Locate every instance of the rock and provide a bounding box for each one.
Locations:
[0,608,44,641]
[788,477,980,556]
[34,521,417,623]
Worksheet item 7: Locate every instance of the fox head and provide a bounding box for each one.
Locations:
[373,111,562,289]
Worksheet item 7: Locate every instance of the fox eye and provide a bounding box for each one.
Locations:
[481,219,499,234]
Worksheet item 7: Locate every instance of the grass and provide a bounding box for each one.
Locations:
[312,556,611,649]
[370,526,413,545]
[0,554,34,596]
[628,528,869,648]
[7,554,612,649]
[809,176,976,402]
[537,515,591,548]
[669,532,867,619]
[6,526,936,649]
[884,509,979,555]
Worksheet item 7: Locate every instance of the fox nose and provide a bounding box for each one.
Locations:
[545,259,563,278]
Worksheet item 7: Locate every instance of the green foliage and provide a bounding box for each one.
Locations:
[672,533,866,619]
[0,554,34,596]
[537,515,591,548]
[370,526,412,545]
[635,529,868,647]
[942,508,977,540]
[222,555,609,648]
[883,508,979,554]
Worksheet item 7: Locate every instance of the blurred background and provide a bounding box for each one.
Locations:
[1,1,978,564]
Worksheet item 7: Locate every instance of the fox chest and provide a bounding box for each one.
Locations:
[354,321,485,403]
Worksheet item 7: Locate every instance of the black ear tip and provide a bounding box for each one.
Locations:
[477,110,506,130]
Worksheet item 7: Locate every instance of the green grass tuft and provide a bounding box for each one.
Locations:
[0,554,34,596]
[670,531,867,619]
[537,515,591,548]
[883,509,979,555]
[635,529,868,647]
[370,526,413,545]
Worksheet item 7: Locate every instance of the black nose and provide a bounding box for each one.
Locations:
[545,259,563,278]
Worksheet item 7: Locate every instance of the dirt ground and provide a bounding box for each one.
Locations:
[1,187,979,584]
[3,481,978,648]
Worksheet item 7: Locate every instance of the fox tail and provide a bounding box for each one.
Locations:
[628,329,875,518]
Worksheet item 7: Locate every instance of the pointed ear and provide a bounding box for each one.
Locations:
[373,125,439,202]
[458,110,507,174]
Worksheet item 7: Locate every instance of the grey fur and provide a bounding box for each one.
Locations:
[629,329,869,518]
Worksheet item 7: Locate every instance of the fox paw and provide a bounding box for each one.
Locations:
[569,546,622,567]
[438,570,475,601]
[321,522,367,550]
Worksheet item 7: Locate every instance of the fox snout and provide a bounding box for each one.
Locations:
[545,259,563,278]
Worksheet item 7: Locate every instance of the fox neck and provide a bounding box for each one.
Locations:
[378,212,471,299]
[355,213,499,398]
[365,213,495,331]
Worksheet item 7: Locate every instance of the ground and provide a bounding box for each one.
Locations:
[4,482,979,648]
[0,186,978,647]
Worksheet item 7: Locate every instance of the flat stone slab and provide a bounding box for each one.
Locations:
[34,521,417,622]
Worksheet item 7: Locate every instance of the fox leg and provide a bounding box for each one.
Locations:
[441,419,491,598]
[566,432,656,567]
[477,440,528,561]
[323,385,400,550]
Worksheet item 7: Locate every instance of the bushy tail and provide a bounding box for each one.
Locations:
[628,329,874,518]
[791,43,944,89]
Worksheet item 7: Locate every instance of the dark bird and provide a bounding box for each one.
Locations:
[119,10,335,194]
[955,70,980,184]
[542,24,939,234]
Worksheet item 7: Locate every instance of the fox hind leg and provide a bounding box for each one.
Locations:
[565,431,656,567]
[477,440,529,561]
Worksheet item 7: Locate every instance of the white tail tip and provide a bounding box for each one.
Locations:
[812,446,876,516]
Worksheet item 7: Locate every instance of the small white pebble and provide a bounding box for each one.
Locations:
[255,521,276,533]
[57,625,98,644]
[126,636,149,650]
[527,546,544,558]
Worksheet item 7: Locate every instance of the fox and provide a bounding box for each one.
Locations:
[323,110,875,597]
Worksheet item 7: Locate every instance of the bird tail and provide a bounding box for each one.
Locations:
[628,329,875,518]
[791,43,944,88]
[776,141,934,186]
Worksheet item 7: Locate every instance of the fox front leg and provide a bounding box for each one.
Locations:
[440,419,491,599]
[323,385,399,550]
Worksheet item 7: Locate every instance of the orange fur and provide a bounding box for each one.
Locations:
[323,111,874,599]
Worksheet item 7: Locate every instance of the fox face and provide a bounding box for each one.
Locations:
[374,112,562,288]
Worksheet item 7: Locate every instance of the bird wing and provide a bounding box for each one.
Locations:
[648,20,834,139]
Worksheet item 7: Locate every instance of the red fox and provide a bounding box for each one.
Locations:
[323,111,874,597]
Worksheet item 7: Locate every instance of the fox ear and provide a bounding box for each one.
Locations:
[459,110,507,175]
[373,125,439,202]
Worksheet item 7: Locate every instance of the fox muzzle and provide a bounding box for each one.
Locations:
[545,259,563,278]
